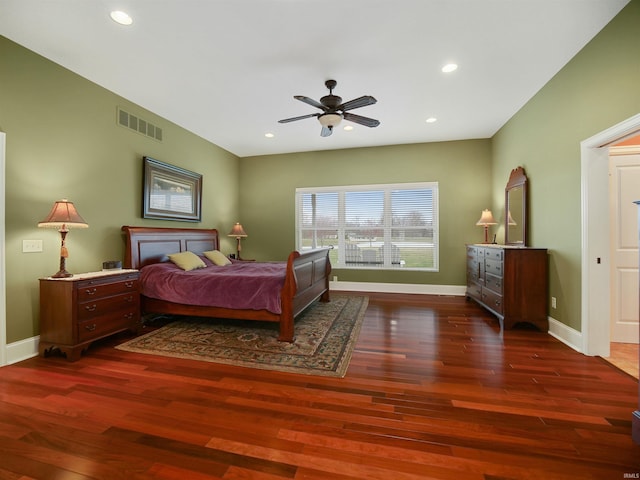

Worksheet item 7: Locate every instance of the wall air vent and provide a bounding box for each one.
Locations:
[117,107,163,141]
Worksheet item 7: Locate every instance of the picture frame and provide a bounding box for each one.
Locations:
[142,156,202,222]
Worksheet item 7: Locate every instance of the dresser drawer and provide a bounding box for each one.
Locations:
[467,282,482,301]
[482,288,504,314]
[77,276,139,302]
[467,266,480,284]
[484,273,503,294]
[484,248,503,261]
[484,258,503,277]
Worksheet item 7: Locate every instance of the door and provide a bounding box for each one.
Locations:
[609,149,640,344]
[0,132,5,365]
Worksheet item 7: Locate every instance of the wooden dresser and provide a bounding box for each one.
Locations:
[39,269,140,361]
[466,244,548,331]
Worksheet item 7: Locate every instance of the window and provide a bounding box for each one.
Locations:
[295,182,438,271]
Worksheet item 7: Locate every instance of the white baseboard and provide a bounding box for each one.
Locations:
[548,316,583,353]
[6,335,39,365]
[330,281,466,296]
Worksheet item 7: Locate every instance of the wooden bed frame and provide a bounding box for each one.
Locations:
[121,226,331,342]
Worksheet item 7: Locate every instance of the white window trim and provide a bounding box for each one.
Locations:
[296,182,439,272]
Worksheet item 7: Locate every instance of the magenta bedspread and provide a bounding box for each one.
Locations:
[139,259,287,314]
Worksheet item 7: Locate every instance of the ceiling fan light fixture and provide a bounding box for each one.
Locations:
[318,113,342,128]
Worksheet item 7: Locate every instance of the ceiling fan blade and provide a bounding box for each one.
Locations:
[295,95,328,111]
[278,113,319,124]
[338,95,377,111]
[320,125,333,137]
[343,112,380,128]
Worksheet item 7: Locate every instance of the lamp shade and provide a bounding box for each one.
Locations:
[318,113,342,128]
[228,222,247,238]
[38,199,88,229]
[475,209,497,226]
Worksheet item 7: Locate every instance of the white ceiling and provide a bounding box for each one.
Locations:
[0,0,630,158]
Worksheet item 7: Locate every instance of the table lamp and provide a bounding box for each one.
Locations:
[38,199,88,278]
[228,222,247,260]
[475,209,497,244]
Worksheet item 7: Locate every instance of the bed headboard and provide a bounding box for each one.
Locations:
[122,226,220,269]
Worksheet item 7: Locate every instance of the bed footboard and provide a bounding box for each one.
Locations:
[279,247,332,341]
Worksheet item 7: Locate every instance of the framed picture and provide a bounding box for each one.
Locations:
[142,156,202,222]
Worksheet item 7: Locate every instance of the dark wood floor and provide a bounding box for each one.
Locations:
[1,293,639,479]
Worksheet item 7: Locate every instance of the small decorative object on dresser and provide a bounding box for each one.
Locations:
[39,269,140,361]
[466,244,548,331]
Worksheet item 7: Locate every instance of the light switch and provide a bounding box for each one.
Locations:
[23,239,43,253]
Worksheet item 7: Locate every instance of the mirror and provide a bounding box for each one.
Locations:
[505,166,527,246]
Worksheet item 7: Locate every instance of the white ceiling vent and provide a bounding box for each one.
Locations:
[117,107,163,141]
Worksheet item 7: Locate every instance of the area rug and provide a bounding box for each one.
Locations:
[116,295,368,377]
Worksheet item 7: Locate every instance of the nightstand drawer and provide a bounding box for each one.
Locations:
[78,311,138,342]
[77,276,138,302]
[78,293,139,321]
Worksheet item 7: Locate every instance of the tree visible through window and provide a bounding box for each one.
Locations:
[295,183,438,271]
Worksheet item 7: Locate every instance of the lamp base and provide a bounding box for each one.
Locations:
[51,270,73,278]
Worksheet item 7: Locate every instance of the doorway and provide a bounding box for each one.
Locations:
[581,113,640,360]
[608,145,640,378]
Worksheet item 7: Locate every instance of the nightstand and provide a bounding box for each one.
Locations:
[39,269,140,361]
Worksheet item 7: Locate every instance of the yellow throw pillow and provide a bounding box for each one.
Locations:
[203,250,232,266]
[167,251,206,271]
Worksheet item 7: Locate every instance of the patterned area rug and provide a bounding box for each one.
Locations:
[116,295,368,377]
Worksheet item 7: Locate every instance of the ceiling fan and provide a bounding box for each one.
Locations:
[278,79,380,137]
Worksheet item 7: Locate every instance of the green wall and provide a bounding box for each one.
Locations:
[1,36,240,343]
[491,0,640,331]
[240,140,492,285]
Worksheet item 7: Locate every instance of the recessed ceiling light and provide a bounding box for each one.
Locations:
[343,125,354,131]
[110,11,133,26]
[426,117,437,123]
[265,133,274,138]
[441,63,458,73]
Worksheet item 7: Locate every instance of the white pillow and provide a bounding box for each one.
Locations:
[203,250,232,266]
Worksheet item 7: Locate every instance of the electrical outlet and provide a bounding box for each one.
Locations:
[23,239,43,253]
[551,296,557,309]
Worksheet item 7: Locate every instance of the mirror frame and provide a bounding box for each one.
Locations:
[505,166,528,246]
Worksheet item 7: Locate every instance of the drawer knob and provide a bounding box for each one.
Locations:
[84,324,97,332]
[85,288,97,295]
[125,281,135,288]
[84,304,97,312]
[124,295,134,303]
